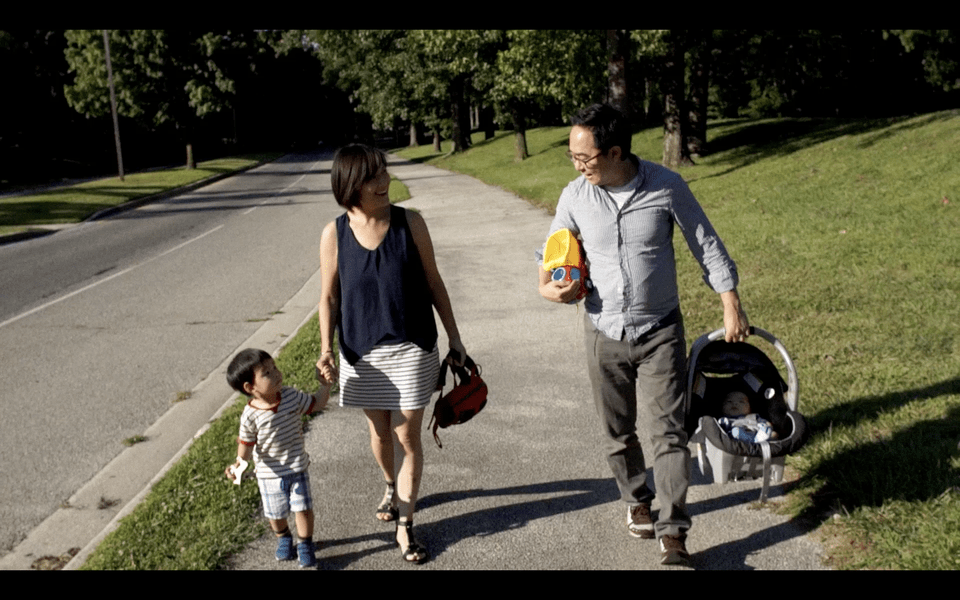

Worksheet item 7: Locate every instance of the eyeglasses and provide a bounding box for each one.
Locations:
[565,150,603,166]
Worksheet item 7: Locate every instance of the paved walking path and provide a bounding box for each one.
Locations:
[224,155,828,570]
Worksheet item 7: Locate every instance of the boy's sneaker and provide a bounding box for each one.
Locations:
[659,534,690,566]
[627,503,655,539]
[275,534,295,561]
[297,540,317,568]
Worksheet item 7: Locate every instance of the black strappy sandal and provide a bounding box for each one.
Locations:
[376,482,399,522]
[396,519,429,564]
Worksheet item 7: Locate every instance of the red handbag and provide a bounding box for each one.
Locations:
[429,354,487,448]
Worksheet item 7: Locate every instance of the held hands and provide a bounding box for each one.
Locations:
[313,370,331,410]
[316,353,338,384]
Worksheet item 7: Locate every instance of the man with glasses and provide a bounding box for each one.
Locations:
[537,103,749,566]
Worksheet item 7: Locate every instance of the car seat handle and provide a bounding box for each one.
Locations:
[700,326,799,412]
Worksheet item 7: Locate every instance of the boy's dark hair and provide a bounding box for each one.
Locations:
[226,348,272,395]
[331,143,388,208]
[570,103,632,159]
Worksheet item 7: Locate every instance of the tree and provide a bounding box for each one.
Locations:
[493,30,607,160]
[705,30,948,119]
[685,30,711,158]
[607,30,630,119]
[309,30,611,159]
[661,30,693,170]
[306,30,447,147]
[0,29,94,185]
[885,30,960,92]
[64,30,239,169]
[405,30,504,153]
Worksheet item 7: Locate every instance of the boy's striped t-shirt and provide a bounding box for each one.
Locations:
[238,387,315,478]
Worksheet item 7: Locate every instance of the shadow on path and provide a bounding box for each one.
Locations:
[316,475,815,569]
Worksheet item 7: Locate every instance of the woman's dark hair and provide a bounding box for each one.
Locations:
[226,348,272,395]
[331,144,388,208]
[570,103,632,159]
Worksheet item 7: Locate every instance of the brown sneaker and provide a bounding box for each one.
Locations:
[627,503,655,539]
[659,534,690,566]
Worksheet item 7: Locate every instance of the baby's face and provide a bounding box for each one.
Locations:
[722,392,751,416]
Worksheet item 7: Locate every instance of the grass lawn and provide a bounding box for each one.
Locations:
[397,112,960,570]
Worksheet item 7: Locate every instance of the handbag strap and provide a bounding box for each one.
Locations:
[436,352,479,391]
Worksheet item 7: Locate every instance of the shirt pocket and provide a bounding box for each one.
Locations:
[621,206,673,255]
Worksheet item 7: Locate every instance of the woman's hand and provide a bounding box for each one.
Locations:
[446,337,467,367]
[316,352,338,384]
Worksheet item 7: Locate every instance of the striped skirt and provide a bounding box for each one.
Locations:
[338,342,440,411]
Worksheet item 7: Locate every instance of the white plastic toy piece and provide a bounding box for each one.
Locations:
[231,458,248,485]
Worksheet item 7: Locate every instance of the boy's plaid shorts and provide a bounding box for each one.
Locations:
[257,471,313,520]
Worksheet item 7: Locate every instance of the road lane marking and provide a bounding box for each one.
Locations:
[3,158,327,329]
[242,161,321,215]
[0,225,225,330]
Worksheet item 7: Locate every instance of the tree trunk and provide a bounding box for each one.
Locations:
[481,106,496,140]
[607,30,630,120]
[186,142,195,169]
[432,130,441,153]
[687,31,710,158]
[450,75,471,153]
[644,77,653,122]
[662,31,693,170]
[409,123,419,148]
[510,101,529,161]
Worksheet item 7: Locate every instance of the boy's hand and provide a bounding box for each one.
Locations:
[225,458,248,484]
[316,356,337,384]
[313,382,330,411]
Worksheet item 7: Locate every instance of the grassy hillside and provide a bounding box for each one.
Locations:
[396,111,960,570]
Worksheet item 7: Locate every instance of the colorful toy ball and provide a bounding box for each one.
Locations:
[542,228,590,303]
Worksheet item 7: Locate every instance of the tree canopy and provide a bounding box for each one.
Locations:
[3,29,957,187]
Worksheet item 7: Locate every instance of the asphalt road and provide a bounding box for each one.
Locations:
[223,155,829,571]
[0,150,342,567]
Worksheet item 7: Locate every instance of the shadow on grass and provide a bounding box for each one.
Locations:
[394,154,439,165]
[688,112,958,182]
[797,377,960,521]
[390,129,568,164]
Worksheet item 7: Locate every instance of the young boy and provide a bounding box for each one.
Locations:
[225,348,330,568]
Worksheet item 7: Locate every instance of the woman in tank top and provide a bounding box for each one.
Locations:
[317,144,467,565]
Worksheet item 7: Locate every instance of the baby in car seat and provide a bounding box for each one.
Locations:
[718,390,779,443]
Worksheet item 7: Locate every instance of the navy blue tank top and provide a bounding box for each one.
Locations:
[336,205,438,365]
